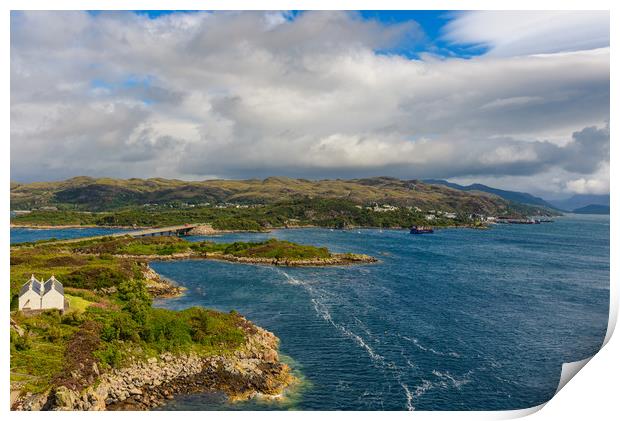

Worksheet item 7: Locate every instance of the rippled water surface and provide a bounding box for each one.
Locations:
[153,215,608,410]
[10,227,130,244]
[10,215,609,410]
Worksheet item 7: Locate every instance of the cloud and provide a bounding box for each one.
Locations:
[565,162,610,195]
[442,11,610,57]
[10,11,610,196]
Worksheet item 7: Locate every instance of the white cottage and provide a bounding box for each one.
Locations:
[18,275,65,312]
[42,276,65,310]
[18,274,43,311]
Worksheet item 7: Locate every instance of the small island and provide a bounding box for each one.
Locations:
[10,235,375,410]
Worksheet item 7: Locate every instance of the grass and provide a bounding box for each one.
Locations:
[65,294,93,314]
[11,310,78,394]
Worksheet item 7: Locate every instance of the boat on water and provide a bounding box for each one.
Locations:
[410,225,434,234]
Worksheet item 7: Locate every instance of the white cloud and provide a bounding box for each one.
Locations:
[442,11,609,57]
[565,162,610,195]
[10,11,610,197]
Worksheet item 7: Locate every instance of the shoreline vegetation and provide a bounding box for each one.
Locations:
[10,235,373,410]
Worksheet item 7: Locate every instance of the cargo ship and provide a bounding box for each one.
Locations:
[410,225,434,234]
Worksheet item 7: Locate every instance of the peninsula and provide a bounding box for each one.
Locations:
[10,234,374,410]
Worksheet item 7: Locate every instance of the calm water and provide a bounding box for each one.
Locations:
[10,215,610,410]
[10,227,130,244]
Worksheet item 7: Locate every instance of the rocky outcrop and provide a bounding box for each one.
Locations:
[140,263,186,298]
[186,224,219,236]
[14,320,293,411]
[117,251,377,267]
[210,252,378,267]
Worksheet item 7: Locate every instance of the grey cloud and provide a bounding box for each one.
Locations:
[10,11,610,195]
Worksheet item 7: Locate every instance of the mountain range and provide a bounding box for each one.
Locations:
[547,194,610,212]
[423,179,558,209]
[425,180,610,214]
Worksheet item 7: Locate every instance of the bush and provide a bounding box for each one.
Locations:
[117,279,152,326]
[100,311,140,342]
[64,266,129,290]
[11,330,31,351]
[61,311,85,326]
[140,309,193,350]
[95,343,123,368]
[44,326,64,343]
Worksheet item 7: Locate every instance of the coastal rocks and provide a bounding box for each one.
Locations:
[186,224,218,236]
[10,318,25,337]
[117,251,377,267]
[213,253,378,267]
[139,263,186,298]
[15,391,52,411]
[27,320,293,411]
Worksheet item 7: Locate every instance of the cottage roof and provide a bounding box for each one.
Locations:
[43,276,64,295]
[19,275,42,296]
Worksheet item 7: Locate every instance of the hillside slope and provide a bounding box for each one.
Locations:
[423,179,557,209]
[548,194,610,212]
[11,176,547,216]
[572,204,610,215]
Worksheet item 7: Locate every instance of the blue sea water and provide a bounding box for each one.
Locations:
[10,227,131,244]
[9,215,610,410]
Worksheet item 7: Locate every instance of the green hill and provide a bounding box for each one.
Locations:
[11,176,550,217]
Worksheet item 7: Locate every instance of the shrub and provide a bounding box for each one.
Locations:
[95,343,123,368]
[11,330,31,351]
[100,311,140,342]
[117,279,152,326]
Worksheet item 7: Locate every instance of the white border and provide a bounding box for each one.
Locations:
[3,1,616,420]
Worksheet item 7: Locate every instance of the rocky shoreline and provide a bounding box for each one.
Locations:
[13,318,294,411]
[140,263,186,298]
[211,252,378,266]
[116,251,378,267]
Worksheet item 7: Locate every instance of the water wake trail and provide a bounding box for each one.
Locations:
[432,370,473,389]
[400,335,461,358]
[270,266,436,410]
[401,380,434,411]
[311,298,385,363]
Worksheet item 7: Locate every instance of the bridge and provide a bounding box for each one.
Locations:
[23,224,203,246]
[125,224,200,238]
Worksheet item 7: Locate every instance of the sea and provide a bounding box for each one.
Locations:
[10,214,609,411]
[10,227,131,244]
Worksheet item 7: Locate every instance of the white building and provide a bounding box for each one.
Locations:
[18,275,65,312]
[18,275,42,311]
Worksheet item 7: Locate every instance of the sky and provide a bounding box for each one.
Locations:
[10,10,610,199]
